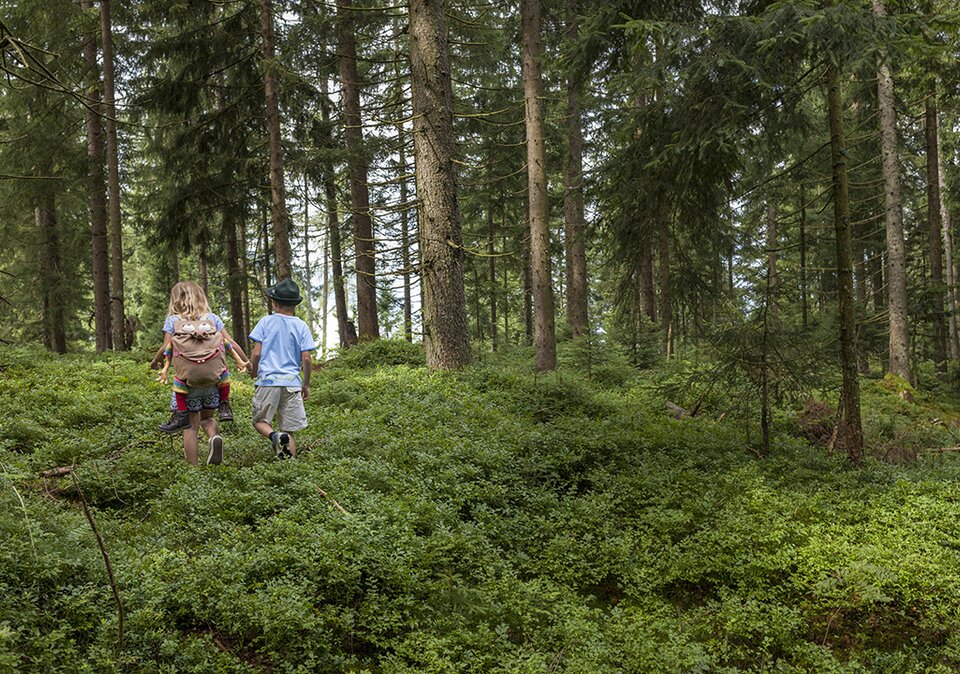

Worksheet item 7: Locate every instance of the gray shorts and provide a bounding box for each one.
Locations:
[252,386,307,432]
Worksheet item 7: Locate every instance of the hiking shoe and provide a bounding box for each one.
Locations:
[158,411,190,434]
[218,400,234,422]
[207,435,224,465]
[272,432,292,459]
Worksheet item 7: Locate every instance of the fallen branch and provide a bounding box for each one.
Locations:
[317,487,350,516]
[920,446,960,453]
[71,473,124,654]
[40,464,76,478]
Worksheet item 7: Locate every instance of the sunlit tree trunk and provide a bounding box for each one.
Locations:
[258,0,292,281]
[522,0,556,371]
[303,177,315,331]
[81,0,110,352]
[827,57,864,462]
[338,0,379,340]
[409,0,471,369]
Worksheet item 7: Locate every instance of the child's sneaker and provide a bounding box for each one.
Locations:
[207,435,224,465]
[158,411,190,434]
[272,432,292,460]
[218,400,234,422]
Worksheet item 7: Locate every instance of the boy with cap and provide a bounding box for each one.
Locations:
[248,278,317,459]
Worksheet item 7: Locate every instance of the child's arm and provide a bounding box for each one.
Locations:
[155,334,173,383]
[148,340,167,370]
[301,350,312,400]
[249,342,262,379]
[220,329,249,371]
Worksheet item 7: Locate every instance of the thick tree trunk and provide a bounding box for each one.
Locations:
[338,0,379,340]
[639,243,656,322]
[81,0,110,352]
[170,249,180,283]
[872,2,910,380]
[563,0,588,339]
[926,95,948,376]
[522,0,557,371]
[321,76,356,349]
[225,208,246,354]
[198,237,209,294]
[827,60,864,462]
[522,211,533,345]
[409,0,471,369]
[37,196,66,354]
[100,0,125,350]
[258,0,292,281]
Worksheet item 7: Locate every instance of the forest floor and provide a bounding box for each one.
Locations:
[4,342,960,672]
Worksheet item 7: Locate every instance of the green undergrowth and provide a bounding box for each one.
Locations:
[4,343,960,672]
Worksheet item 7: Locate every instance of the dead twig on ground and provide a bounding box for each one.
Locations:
[317,487,350,516]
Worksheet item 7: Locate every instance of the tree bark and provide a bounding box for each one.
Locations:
[765,200,778,315]
[225,207,246,354]
[522,206,533,345]
[338,0,379,340]
[827,59,864,462]
[100,0,125,350]
[81,0,110,352]
[522,0,557,371]
[487,189,498,351]
[321,228,329,356]
[198,237,209,294]
[938,124,959,360]
[303,177,315,331]
[639,243,656,322]
[37,196,66,354]
[873,0,910,381]
[658,193,672,357]
[563,0,588,339]
[321,76,356,349]
[799,184,808,330]
[926,94,948,376]
[258,0,292,281]
[409,0,471,369]
[237,217,250,340]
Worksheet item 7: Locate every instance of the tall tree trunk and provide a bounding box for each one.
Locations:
[639,243,656,322]
[799,184,808,330]
[81,0,110,352]
[827,58,864,462]
[321,76,356,349]
[198,237,209,294]
[938,124,960,360]
[658,193,672,357]
[487,190,498,351]
[303,177,315,331]
[522,208,533,345]
[338,0,379,340]
[170,249,180,283]
[238,217,250,340]
[258,0,292,281]
[874,0,910,381]
[409,0,471,369]
[563,0,588,339]
[766,200,779,315]
[100,0,125,350]
[321,229,329,356]
[926,94,948,376]
[522,0,557,371]
[394,19,414,343]
[261,203,272,311]
[37,196,66,354]
[225,207,246,353]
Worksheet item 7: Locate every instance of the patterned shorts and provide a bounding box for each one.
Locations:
[170,386,220,412]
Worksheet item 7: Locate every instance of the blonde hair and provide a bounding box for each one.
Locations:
[166,281,211,320]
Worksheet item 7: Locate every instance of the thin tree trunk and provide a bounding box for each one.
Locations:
[238,217,250,340]
[37,196,66,354]
[938,123,960,360]
[198,237,209,294]
[563,0,588,339]
[926,94,948,376]
[170,249,180,284]
[658,193,672,357]
[766,200,779,316]
[487,190,498,351]
[321,75,356,349]
[394,19,414,343]
[81,0,110,352]
[338,0,379,340]
[303,177,315,331]
[410,0,471,368]
[799,184,808,330]
[225,207,246,354]
[258,0,292,281]
[640,243,656,322]
[100,0,125,350]
[826,57,864,462]
[522,0,556,371]
[321,228,329,357]
[523,218,533,345]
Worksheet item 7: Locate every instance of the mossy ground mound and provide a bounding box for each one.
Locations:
[4,345,960,672]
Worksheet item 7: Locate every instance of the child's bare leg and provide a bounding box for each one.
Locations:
[199,409,218,439]
[254,420,273,438]
[182,412,201,465]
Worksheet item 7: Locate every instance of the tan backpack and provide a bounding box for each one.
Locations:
[171,317,226,388]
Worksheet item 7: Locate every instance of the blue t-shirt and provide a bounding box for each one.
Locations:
[163,313,225,334]
[249,314,316,387]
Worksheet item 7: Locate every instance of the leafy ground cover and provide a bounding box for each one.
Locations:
[4,343,960,672]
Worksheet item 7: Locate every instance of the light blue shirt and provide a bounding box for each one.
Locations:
[163,313,224,334]
[249,314,316,387]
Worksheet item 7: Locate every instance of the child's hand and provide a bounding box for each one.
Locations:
[301,385,310,401]
[156,367,169,384]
